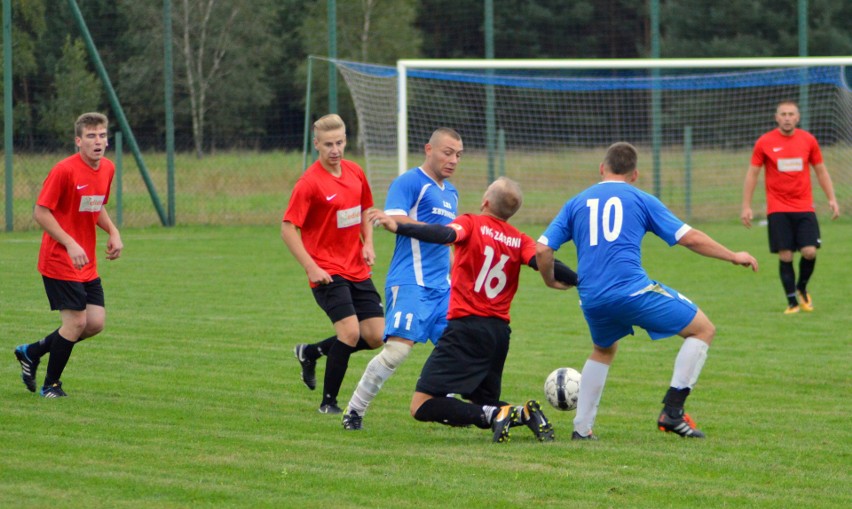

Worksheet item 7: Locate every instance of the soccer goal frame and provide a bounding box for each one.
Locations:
[395,56,852,178]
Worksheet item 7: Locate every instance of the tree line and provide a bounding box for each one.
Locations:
[2,0,850,157]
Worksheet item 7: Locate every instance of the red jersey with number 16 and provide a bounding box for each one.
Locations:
[283,159,374,286]
[445,214,537,322]
[751,128,823,214]
[37,153,114,282]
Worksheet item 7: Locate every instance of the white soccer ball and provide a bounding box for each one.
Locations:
[544,367,581,411]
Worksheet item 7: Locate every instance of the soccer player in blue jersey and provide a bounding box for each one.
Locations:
[536,142,758,439]
[342,128,463,430]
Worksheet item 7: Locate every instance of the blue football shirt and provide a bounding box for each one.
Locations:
[384,167,459,289]
[539,181,691,306]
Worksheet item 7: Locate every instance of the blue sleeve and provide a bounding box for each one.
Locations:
[384,171,415,214]
[643,194,686,246]
[538,201,574,250]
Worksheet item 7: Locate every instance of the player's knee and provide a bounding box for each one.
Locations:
[800,247,817,260]
[83,319,105,339]
[379,340,411,370]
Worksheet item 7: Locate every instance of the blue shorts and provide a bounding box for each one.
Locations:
[383,284,449,345]
[581,282,698,348]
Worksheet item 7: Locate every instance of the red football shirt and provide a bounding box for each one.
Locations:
[37,153,114,282]
[283,159,374,286]
[445,214,537,322]
[751,128,823,214]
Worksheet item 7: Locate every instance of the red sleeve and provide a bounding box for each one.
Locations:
[809,135,823,166]
[750,135,767,167]
[359,168,374,211]
[283,177,313,227]
[447,214,472,243]
[37,164,68,210]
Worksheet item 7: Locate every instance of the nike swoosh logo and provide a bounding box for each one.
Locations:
[772,147,783,152]
[326,194,336,201]
[77,184,89,190]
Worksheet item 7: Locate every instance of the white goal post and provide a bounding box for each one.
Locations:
[334,57,851,222]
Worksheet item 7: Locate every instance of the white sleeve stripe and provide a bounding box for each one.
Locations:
[674,224,692,241]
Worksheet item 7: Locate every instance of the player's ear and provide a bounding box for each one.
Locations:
[629,169,639,182]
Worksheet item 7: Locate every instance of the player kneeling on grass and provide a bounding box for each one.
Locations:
[369,177,579,443]
[536,142,758,440]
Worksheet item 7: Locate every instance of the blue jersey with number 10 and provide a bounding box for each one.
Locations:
[385,167,459,290]
[539,181,691,306]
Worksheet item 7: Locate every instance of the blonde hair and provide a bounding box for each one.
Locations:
[75,112,108,137]
[313,114,346,138]
[485,177,523,220]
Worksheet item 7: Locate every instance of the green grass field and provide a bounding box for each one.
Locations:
[1,221,850,508]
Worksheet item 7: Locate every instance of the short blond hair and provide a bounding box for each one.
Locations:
[313,114,346,138]
[485,177,523,220]
[75,112,108,137]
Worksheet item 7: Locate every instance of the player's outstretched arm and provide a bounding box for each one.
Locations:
[368,208,457,244]
[367,208,398,232]
[527,256,578,287]
[677,229,758,272]
[535,242,571,289]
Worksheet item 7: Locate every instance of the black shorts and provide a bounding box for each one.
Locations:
[415,316,511,405]
[43,276,105,311]
[311,275,384,324]
[767,212,821,253]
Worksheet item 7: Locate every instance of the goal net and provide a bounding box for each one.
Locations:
[334,58,852,223]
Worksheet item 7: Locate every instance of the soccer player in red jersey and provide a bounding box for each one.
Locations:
[283,114,384,414]
[741,100,840,314]
[14,112,123,397]
[369,177,578,443]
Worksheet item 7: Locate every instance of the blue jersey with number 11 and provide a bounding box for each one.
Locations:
[385,167,459,290]
[539,181,691,306]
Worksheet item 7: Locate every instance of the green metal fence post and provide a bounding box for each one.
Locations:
[115,131,123,228]
[485,0,496,183]
[327,0,337,114]
[684,126,692,221]
[3,0,13,231]
[67,0,168,226]
[164,0,176,226]
[798,0,809,129]
[303,56,315,171]
[650,0,662,199]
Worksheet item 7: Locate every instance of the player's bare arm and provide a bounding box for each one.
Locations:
[360,209,376,266]
[281,221,333,285]
[97,209,123,260]
[366,208,399,232]
[813,163,840,219]
[740,165,762,228]
[677,229,758,272]
[33,205,88,270]
[534,242,571,290]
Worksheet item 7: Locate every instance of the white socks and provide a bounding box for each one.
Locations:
[670,337,709,389]
[347,341,412,415]
[573,359,610,436]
